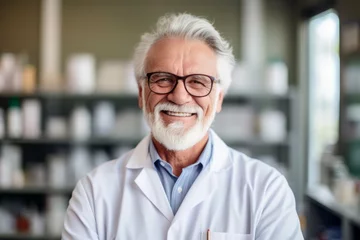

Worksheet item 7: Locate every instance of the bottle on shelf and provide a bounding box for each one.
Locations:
[7,98,23,138]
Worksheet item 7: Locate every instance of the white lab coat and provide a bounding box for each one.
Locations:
[62,130,303,240]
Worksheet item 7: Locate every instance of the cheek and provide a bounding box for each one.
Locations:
[195,98,211,117]
[144,89,165,112]
[200,95,218,117]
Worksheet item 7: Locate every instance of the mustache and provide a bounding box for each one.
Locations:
[154,102,203,116]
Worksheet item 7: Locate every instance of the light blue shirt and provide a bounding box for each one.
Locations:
[149,133,213,215]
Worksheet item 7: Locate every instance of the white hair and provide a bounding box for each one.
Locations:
[133,13,235,93]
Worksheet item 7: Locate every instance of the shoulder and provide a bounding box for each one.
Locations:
[227,147,287,191]
[77,149,135,193]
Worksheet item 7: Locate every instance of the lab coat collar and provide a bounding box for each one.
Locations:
[126,129,231,172]
[126,129,231,223]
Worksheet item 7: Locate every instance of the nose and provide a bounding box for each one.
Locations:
[167,79,192,105]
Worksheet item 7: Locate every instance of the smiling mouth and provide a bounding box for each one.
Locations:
[162,111,196,117]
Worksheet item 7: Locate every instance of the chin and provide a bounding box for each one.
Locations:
[151,120,209,151]
[144,108,215,151]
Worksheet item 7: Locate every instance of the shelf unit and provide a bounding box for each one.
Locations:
[0,89,301,239]
[306,185,360,240]
[0,234,59,240]
[339,20,360,178]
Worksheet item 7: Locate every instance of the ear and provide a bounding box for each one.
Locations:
[138,82,143,109]
[216,90,224,113]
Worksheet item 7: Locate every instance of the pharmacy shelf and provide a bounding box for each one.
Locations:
[0,187,73,195]
[0,92,138,100]
[0,91,295,101]
[0,137,142,146]
[0,233,59,240]
[0,137,291,147]
[306,185,360,240]
[307,186,360,227]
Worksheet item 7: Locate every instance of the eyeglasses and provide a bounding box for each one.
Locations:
[146,72,220,97]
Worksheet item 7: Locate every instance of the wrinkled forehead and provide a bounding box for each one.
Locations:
[144,37,218,76]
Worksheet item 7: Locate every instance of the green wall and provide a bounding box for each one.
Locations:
[0,0,41,67]
[0,0,297,83]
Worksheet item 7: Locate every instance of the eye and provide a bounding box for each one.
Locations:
[150,73,176,87]
[155,77,173,83]
[187,76,210,87]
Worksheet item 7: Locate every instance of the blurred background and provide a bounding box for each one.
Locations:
[0,0,359,239]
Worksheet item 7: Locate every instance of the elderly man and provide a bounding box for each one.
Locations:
[62,13,303,240]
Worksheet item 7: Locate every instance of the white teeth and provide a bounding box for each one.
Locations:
[166,111,192,117]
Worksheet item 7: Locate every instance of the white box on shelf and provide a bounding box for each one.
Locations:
[67,54,96,94]
[265,61,288,95]
[22,99,42,139]
[97,60,125,93]
[212,105,255,141]
[259,109,286,143]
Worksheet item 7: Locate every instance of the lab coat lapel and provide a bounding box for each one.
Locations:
[127,135,174,222]
[172,130,231,223]
[172,167,218,224]
[134,167,174,221]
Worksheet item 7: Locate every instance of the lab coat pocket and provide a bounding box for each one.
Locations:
[201,231,252,240]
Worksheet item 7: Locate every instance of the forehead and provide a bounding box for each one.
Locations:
[145,37,217,75]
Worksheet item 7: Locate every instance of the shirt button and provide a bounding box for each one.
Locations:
[160,162,165,167]
[177,187,183,193]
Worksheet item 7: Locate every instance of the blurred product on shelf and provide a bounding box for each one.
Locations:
[46,116,68,139]
[115,109,146,138]
[25,163,46,188]
[0,53,36,93]
[320,145,342,187]
[48,154,68,189]
[229,62,252,94]
[68,147,92,185]
[22,65,37,93]
[0,206,14,234]
[0,202,46,236]
[93,101,116,137]
[265,60,288,95]
[16,207,30,234]
[212,105,255,141]
[122,61,138,94]
[97,60,126,93]
[344,62,360,94]
[0,108,5,138]
[22,99,42,139]
[70,106,92,141]
[342,22,360,54]
[346,104,360,140]
[259,109,287,143]
[0,145,23,188]
[7,98,23,138]
[229,60,289,95]
[28,208,46,235]
[67,54,96,94]
[319,147,360,206]
[46,196,67,236]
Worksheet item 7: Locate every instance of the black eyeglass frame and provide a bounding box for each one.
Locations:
[145,71,220,97]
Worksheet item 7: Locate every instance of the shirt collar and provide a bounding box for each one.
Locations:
[148,132,213,169]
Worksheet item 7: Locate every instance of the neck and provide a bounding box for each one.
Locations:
[152,132,209,177]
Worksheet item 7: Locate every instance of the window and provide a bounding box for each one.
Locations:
[308,11,340,186]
